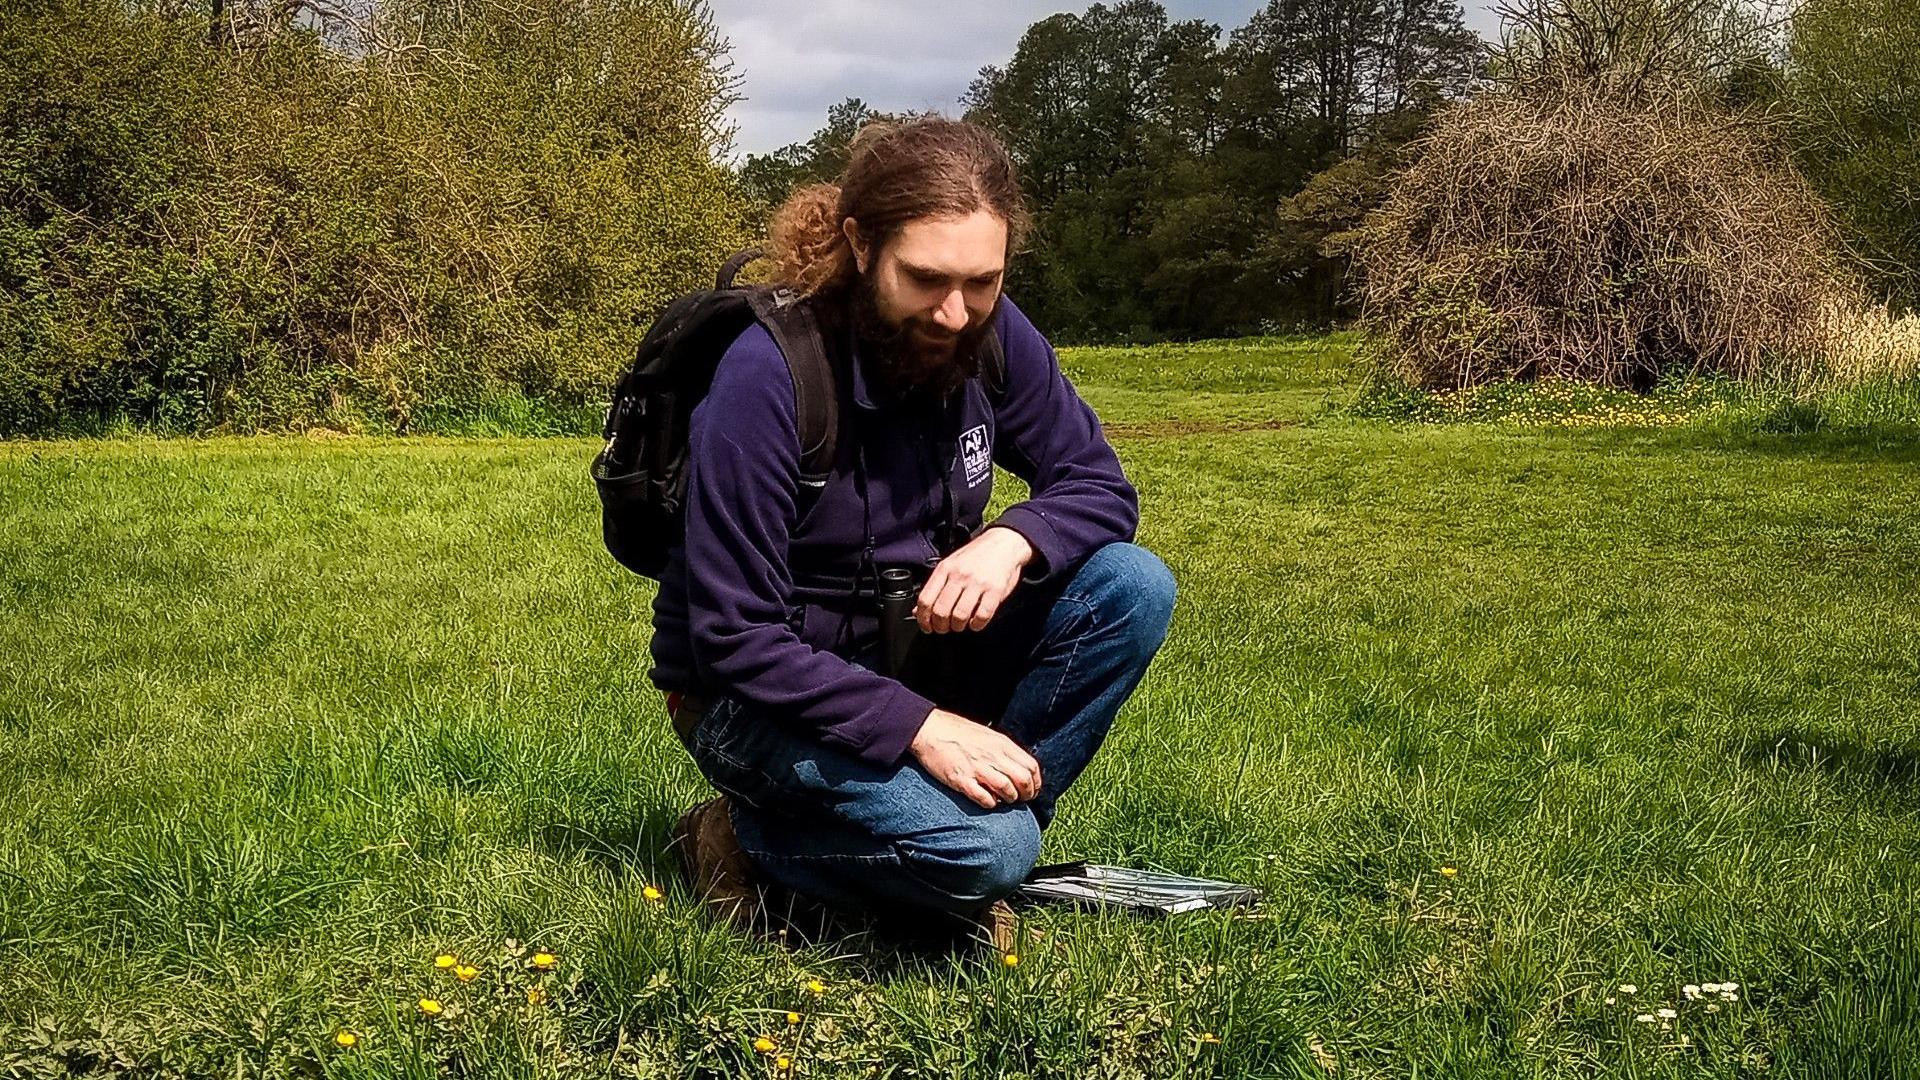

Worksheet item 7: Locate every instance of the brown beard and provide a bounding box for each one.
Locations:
[848,271,998,406]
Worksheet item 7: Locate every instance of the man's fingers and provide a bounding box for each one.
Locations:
[1008,748,1042,798]
[990,760,1036,803]
[957,775,998,810]
[1002,754,1041,799]
[947,584,987,633]
[929,576,972,633]
[983,741,1039,801]
[915,567,951,632]
[968,590,1001,631]
[917,575,955,632]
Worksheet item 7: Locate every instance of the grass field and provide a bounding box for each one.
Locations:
[4,336,1920,1077]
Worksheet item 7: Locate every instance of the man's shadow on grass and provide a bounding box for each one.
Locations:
[531,794,686,885]
[1668,425,1920,464]
[1738,729,1920,809]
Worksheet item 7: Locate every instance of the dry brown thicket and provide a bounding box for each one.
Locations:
[1353,86,1862,389]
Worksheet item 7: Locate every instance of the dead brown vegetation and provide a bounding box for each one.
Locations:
[1353,87,1854,389]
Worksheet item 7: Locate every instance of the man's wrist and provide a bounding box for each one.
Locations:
[908,706,956,758]
[984,524,1036,568]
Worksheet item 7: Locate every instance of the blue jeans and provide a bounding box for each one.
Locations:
[675,541,1177,917]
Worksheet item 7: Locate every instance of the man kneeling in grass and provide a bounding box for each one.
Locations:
[651,116,1176,952]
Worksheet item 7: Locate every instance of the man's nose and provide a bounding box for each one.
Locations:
[932,289,968,332]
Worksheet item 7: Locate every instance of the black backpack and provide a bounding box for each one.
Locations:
[592,249,1007,580]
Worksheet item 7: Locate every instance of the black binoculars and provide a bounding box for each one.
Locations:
[877,566,924,681]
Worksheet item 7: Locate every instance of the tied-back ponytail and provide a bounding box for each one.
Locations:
[768,183,853,297]
[763,116,1030,299]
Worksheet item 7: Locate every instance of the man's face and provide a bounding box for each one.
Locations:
[845,210,1007,400]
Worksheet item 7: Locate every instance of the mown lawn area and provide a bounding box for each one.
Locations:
[3,336,1918,1077]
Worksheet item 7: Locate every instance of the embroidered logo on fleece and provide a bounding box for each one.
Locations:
[960,423,991,487]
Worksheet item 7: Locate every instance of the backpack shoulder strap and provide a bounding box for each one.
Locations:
[980,318,1009,403]
[743,286,839,486]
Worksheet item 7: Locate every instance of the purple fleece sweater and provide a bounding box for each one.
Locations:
[647,295,1138,766]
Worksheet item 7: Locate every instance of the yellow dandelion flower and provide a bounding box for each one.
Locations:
[786,1011,801,1025]
[1199,1032,1221,1045]
[643,885,664,903]
[531,951,558,970]
[1002,952,1019,967]
[754,1035,777,1053]
[434,954,458,969]
[334,1029,359,1048]
[776,1055,791,1069]
[805,978,825,995]
[453,964,479,982]
[1440,866,1459,878]
[418,997,443,1017]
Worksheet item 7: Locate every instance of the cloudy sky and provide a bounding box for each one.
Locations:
[706,0,1505,161]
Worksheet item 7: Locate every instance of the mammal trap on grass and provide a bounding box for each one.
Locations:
[1013,862,1261,917]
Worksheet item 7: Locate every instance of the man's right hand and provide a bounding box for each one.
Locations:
[909,708,1043,810]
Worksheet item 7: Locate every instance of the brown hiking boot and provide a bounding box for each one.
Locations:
[980,899,1021,956]
[670,795,761,931]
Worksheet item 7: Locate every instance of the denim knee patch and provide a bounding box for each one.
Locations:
[893,808,1042,908]
[1067,542,1177,649]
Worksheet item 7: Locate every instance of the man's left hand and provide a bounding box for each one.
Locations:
[915,526,1034,633]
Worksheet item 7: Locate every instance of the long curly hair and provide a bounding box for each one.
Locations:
[766,116,1031,299]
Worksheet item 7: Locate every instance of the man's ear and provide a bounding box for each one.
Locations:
[842,217,869,274]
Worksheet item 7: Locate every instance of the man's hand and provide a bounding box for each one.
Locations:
[909,707,1043,809]
[916,525,1034,633]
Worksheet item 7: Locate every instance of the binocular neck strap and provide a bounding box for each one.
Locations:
[832,438,879,654]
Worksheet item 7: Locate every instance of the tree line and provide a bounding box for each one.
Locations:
[744,0,1483,343]
[1,0,1914,433]
[746,0,1919,345]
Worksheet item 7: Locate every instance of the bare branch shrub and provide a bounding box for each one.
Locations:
[1491,0,1794,100]
[1353,85,1854,389]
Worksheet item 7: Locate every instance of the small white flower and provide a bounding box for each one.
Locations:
[1604,996,1617,1005]
[1722,982,1740,992]
[1636,1013,1657,1023]
[1682,984,1701,999]
[1701,982,1722,993]
[1706,1003,1721,1013]
[1619,984,1638,995]
[1657,1008,1677,1019]
[1719,990,1738,1001]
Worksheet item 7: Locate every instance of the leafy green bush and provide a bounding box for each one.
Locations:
[1790,0,1920,311]
[0,0,751,436]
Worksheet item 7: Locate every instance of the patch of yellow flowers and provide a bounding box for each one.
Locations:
[746,974,838,1074]
[333,938,576,1050]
